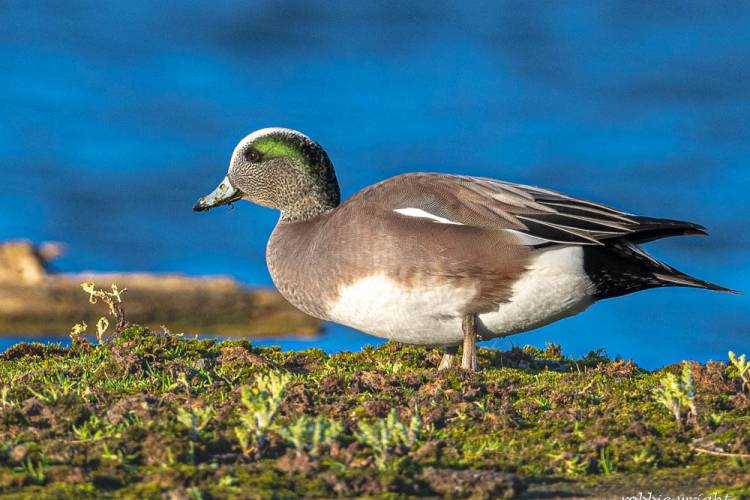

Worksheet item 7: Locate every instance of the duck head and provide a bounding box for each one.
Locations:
[194,128,340,222]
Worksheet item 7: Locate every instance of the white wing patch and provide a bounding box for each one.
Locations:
[479,246,596,335]
[504,229,552,246]
[394,208,464,225]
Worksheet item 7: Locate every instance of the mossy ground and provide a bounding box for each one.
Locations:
[0,326,748,499]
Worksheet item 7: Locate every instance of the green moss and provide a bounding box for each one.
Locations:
[0,326,748,498]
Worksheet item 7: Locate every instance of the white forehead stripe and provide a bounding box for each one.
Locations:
[394,208,463,225]
[244,127,296,142]
[233,127,315,157]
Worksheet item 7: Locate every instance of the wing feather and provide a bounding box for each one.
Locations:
[359,173,694,247]
[452,175,639,245]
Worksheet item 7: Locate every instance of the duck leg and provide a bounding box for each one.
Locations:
[461,314,478,371]
[438,346,457,370]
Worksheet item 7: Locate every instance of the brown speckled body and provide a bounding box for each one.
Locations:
[267,174,531,322]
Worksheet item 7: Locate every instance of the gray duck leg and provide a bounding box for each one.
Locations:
[438,346,457,370]
[461,314,478,371]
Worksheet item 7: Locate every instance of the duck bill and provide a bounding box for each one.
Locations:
[193,176,243,212]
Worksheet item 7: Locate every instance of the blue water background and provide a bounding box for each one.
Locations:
[1,1,748,368]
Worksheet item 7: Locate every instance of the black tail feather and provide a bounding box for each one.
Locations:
[652,271,739,295]
[628,216,708,244]
[583,239,739,300]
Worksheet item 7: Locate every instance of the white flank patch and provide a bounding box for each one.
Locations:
[394,208,463,225]
[326,275,473,346]
[325,246,597,347]
[480,246,596,336]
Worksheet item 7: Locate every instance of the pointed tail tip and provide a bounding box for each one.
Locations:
[709,284,741,295]
[687,280,739,295]
[677,219,708,237]
[679,226,737,294]
[699,276,740,295]
[653,273,740,295]
[686,226,709,237]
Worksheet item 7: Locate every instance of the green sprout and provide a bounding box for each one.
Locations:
[100,442,137,464]
[632,448,657,468]
[0,385,13,409]
[549,450,589,476]
[177,406,215,440]
[355,408,421,470]
[72,415,107,442]
[234,371,291,457]
[564,453,589,476]
[653,363,696,427]
[598,446,616,475]
[278,415,342,456]
[69,321,87,345]
[728,351,749,391]
[18,457,46,485]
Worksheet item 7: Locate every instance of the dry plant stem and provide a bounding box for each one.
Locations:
[114,300,129,333]
[461,314,478,371]
[438,346,457,370]
[690,440,750,459]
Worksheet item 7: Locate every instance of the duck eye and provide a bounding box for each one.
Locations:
[244,148,261,162]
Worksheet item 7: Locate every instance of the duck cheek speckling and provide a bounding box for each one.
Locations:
[228,158,302,211]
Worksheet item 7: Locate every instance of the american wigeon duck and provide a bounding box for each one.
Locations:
[194,128,735,370]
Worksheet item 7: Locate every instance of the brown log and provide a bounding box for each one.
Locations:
[0,241,320,337]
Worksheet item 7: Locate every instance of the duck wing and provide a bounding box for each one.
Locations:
[357,173,706,246]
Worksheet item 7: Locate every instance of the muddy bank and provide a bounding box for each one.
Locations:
[0,241,319,336]
[0,325,747,498]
